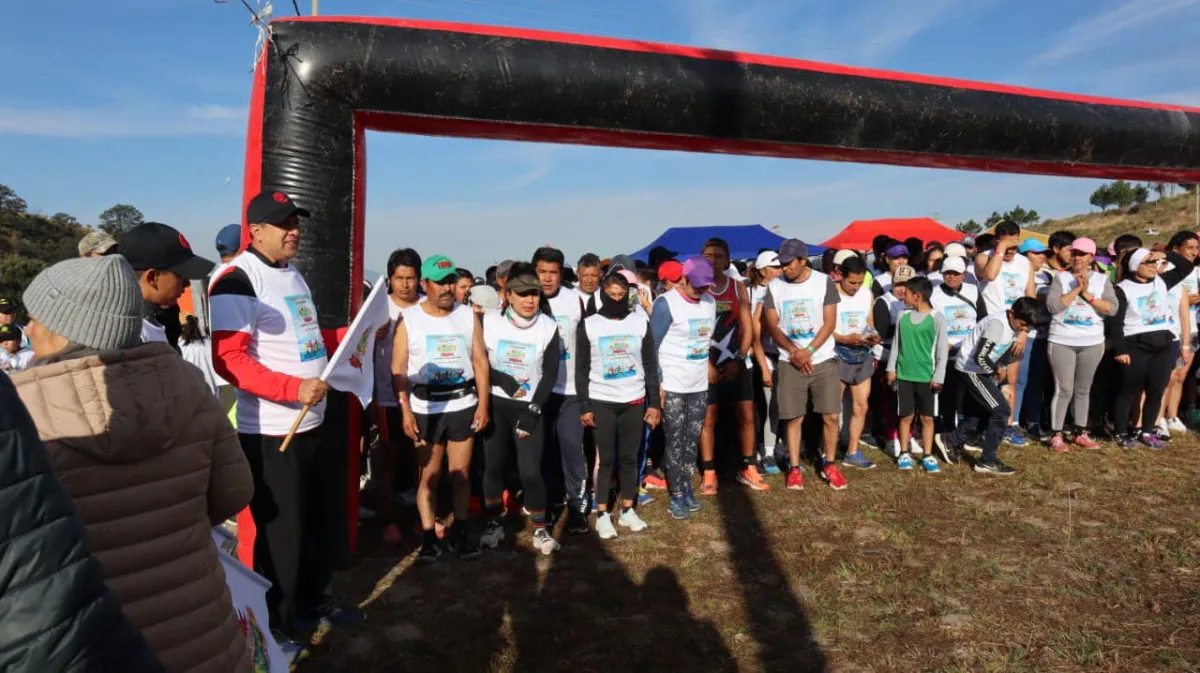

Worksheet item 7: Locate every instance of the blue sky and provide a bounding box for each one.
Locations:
[2,0,1199,275]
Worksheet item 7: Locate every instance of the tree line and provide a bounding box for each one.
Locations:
[952,181,1199,234]
[0,184,145,315]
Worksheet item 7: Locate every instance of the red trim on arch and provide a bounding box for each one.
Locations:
[241,44,269,249]
[357,111,1200,183]
[275,15,1200,114]
[343,116,369,555]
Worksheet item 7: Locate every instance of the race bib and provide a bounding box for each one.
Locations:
[555,316,572,360]
[687,318,713,361]
[944,305,974,338]
[426,334,468,385]
[1138,292,1168,326]
[496,339,535,397]
[781,298,816,344]
[1001,272,1024,306]
[1062,298,1096,327]
[283,294,327,363]
[598,334,638,380]
[838,310,866,335]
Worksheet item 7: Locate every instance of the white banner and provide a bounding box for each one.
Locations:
[322,275,391,408]
[211,527,288,673]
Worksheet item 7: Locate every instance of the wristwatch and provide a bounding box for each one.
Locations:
[528,403,542,416]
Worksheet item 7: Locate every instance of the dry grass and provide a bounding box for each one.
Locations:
[299,438,1200,673]
[1035,191,1200,246]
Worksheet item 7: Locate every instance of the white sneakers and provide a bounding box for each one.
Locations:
[532,528,560,555]
[595,509,649,539]
[1167,417,1188,434]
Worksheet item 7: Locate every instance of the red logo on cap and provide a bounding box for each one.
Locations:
[178,233,191,251]
[437,260,452,269]
[273,192,288,203]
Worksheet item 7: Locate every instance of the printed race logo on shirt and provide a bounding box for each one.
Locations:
[781,298,816,341]
[715,299,732,315]
[838,310,865,335]
[497,339,535,397]
[426,334,468,385]
[1002,272,1023,306]
[686,318,713,360]
[598,334,638,380]
[944,306,974,337]
[1138,292,1168,326]
[555,316,572,361]
[283,294,327,362]
[1063,298,1096,327]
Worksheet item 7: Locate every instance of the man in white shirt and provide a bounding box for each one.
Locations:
[0,324,33,373]
[118,222,214,347]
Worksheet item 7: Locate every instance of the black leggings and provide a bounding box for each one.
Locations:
[593,400,644,506]
[483,398,546,524]
[1112,342,1174,435]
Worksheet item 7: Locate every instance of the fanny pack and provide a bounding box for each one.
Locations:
[834,343,871,365]
[411,381,477,402]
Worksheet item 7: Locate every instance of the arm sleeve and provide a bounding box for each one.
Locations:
[1045,275,1068,313]
[0,376,168,673]
[575,321,592,414]
[873,299,892,340]
[641,328,662,409]
[649,297,673,380]
[871,279,883,298]
[1109,286,1129,356]
[530,337,560,408]
[1100,278,1119,317]
[886,320,901,373]
[932,312,949,385]
[1161,251,1192,289]
[824,277,840,305]
[762,287,775,312]
[209,267,303,403]
[973,320,1006,374]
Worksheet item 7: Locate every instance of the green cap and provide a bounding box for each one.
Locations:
[421,255,457,283]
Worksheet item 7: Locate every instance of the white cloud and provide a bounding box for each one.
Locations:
[0,103,247,138]
[1028,0,1200,65]
[838,0,971,65]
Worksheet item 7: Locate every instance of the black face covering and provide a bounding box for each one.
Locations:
[598,285,632,319]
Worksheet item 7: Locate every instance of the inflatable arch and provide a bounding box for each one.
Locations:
[240,15,1200,557]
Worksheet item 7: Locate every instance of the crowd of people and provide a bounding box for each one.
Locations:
[2,189,1197,670]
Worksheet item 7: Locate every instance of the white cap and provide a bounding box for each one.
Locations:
[944,242,967,258]
[755,251,780,268]
[832,249,857,266]
[942,256,967,274]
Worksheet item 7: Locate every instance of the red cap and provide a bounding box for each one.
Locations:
[657,260,683,283]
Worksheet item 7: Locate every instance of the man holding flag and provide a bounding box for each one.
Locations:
[210,190,364,655]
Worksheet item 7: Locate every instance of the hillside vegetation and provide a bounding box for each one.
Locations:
[1033,190,1200,245]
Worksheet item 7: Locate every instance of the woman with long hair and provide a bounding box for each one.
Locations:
[374,248,422,545]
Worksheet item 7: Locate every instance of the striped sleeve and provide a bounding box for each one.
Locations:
[209,267,303,404]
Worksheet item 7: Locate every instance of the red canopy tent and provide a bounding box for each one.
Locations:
[821,217,962,250]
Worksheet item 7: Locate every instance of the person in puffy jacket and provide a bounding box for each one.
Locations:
[0,372,166,673]
[11,255,255,673]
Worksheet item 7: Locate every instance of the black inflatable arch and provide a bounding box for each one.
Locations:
[241,15,1199,556]
[247,16,1200,327]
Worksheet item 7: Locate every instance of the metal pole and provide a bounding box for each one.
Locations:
[312,0,318,15]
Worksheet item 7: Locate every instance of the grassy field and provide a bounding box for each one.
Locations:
[1035,191,1200,247]
[298,438,1200,673]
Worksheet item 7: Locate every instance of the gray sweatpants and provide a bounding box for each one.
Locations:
[663,391,706,496]
[1048,341,1105,432]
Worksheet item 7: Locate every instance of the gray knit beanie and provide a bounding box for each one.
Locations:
[23,255,143,350]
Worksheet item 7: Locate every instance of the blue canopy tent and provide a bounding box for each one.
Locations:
[629,225,827,262]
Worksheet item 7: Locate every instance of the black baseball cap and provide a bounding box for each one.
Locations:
[648,245,678,267]
[118,222,215,280]
[246,190,311,226]
[0,325,18,342]
[0,298,14,315]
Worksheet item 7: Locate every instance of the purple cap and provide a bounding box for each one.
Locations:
[682,256,715,288]
[886,243,910,258]
[777,239,809,264]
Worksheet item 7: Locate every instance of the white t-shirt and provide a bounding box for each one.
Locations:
[765,270,839,365]
[956,314,1015,375]
[1030,266,1054,338]
[401,301,479,415]
[655,289,716,395]
[978,251,1031,317]
[930,283,979,348]
[180,337,223,396]
[141,318,168,344]
[0,349,34,374]
[1119,277,1173,338]
[581,312,650,404]
[209,252,329,435]
[1164,264,1199,340]
[835,284,872,336]
[1049,270,1108,348]
[483,310,559,401]
[547,287,584,396]
[372,297,409,408]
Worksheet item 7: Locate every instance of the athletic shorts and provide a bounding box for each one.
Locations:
[415,406,478,445]
[837,358,875,386]
[777,359,839,419]
[896,379,937,418]
[707,359,754,405]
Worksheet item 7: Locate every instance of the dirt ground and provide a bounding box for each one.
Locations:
[297,438,1200,673]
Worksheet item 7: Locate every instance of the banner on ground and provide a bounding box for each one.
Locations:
[322,275,391,408]
[211,527,288,673]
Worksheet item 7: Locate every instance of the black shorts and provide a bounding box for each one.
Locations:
[707,359,754,405]
[896,379,937,418]
[415,406,477,445]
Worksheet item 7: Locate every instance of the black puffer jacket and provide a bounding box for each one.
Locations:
[0,373,166,673]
